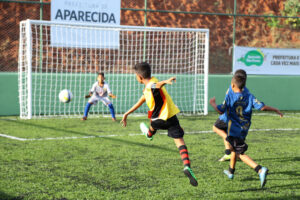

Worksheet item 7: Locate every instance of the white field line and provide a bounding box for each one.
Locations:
[0,128,299,141]
[0,133,27,141]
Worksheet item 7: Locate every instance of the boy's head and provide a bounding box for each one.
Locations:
[97,72,105,83]
[232,69,247,90]
[134,62,151,83]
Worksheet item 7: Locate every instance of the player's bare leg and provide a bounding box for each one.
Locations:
[230,151,237,169]
[213,126,231,161]
[238,154,257,168]
[174,138,198,187]
[238,154,269,188]
[213,125,227,139]
[224,150,236,179]
[224,139,231,150]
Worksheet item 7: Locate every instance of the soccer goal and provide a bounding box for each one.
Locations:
[18,19,209,119]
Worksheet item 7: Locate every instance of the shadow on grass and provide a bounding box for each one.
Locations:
[236,182,300,191]
[2,119,178,153]
[255,156,300,162]
[274,170,300,177]
[0,191,23,200]
[231,195,300,200]
[100,136,178,153]
[241,170,300,183]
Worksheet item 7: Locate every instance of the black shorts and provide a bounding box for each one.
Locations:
[226,136,248,154]
[214,118,227,133]
[150,115,184,139]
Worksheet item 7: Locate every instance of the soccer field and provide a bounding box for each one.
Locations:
[0,112,300,200]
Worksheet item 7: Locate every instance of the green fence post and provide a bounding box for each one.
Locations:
[232,0,237,73]
[143,0,147,62]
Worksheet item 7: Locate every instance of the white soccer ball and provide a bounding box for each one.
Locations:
[59,89,73,103]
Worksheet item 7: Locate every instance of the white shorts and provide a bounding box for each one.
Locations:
[88,95,112,106]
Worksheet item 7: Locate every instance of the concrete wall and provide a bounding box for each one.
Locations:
[1,73,299,116]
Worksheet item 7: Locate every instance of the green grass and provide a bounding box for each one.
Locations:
[0,112,300,200]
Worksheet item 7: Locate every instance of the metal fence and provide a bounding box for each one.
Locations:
[0,0,299,73]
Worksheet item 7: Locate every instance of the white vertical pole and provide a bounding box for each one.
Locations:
[26,20,33,119]
[193,33,199,114]
[204,31,210,115]
[18,22,24,118]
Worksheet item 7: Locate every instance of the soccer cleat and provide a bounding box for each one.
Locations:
[112,118,117,122]
[259,167,269,188]
[140,122,153,141]
[223,170,234,179]
[218,154,231,162]
[81,117,87,121]
[183,166,198,187]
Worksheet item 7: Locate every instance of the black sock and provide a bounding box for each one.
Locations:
[254,165,262,173]
[229,167,235,174]
[225,149,231,155]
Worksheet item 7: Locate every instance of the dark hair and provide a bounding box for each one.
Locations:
[134,62,151,79]
[233,69,247,89]
[98,72,104,77]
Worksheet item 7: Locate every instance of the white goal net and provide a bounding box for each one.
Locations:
[18,20,209,119]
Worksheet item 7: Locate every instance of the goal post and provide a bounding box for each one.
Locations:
[18,19,209,119]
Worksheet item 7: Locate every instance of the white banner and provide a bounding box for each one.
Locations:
[51,0,120,48]
[233,46,300,75]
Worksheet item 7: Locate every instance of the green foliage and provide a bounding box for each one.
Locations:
[0,113,300,199]
[264,14,282,28]
[265,0,300,29]
[282,0,300,29]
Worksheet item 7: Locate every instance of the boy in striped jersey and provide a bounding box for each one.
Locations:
[121,62,198,187]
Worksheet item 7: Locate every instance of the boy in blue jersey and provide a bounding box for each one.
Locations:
[210,69,283,188]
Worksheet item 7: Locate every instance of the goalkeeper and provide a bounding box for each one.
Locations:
[121,62,198,187]
[82,72,117,121]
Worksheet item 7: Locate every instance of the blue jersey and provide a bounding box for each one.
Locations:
[219,113,228,123]
[217,86,264,139]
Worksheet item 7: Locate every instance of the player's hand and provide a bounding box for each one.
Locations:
[277,111,283,118]
[111,94,117,99]
[121,114,128,127]
[166,77,176,85]
[209,97,216,105]
[85,94,91,98]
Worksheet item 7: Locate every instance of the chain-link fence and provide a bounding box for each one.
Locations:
[0,0,299,73]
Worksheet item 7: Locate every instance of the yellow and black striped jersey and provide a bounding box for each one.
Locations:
[143,77,180,120]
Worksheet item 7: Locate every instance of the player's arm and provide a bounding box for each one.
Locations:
[261,105,283,117]
[109,93,117,99]
[121,95,146,127]
[155,77,176,89]
[86,84,96,98]
[85,92,92,98]
[209,97,224,114]
[107,84,116,98]
[252,96,283,118]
